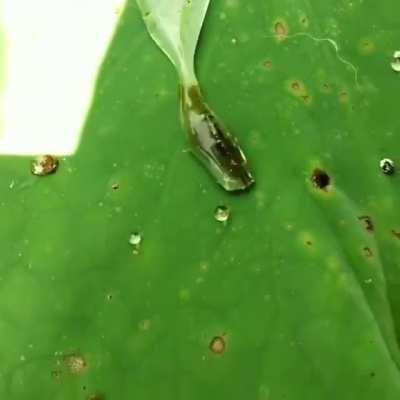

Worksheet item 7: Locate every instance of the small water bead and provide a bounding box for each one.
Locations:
[214,206,230,222]
[380,158,395,175]
[129,232,142,246]
[129,232,142,254]
[391,51,400,72]
[31,155,59,176]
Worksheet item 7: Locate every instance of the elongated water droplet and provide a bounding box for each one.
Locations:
[214,205,230,222]
[181,86,254,192]
[380,158,395,175]
[391,51,400,72]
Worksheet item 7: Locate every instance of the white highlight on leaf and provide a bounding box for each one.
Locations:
[266,32,360,89]
[0,0,126,155]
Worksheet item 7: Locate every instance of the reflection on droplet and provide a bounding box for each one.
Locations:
[380,158,395,175]
[214,205,230,222]
[31,155,59,176]
[129,232,142,246]
[129,232,142,255]
[391,51,400,72]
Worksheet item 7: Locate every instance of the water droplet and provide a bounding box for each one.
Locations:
[129,232,142,254]
[214,205,230,222]
[380,158,395,175]
[129,232,142,245]
[391,51,400,72]
[31,155,59,176]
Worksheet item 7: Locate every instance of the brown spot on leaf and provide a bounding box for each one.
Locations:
[88,394,105,400]
[64,353,87,375]
[291,81,301,91]
[392,230,400,240]
[263,59,273,71]
[339,91,349,102]
[362,247,373,258]
[209,336,226,355]
[321,83,331,93]
[359,39,375,55]
[301,94,312,105]
[51,369,62,381]
[274,21,288,39]
[312,169,330,190]
[358,216,374,232]
[111,182,120,191]
[300,16,309,28]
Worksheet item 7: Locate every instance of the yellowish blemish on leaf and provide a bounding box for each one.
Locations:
[339,90,350,103]
[320,82,332,93]
[358,39,376,55]
[286,79,313,105]
[298,231,316,249]
[273,20,289,41]
[299,15,309,29]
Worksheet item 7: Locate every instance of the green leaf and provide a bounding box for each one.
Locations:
[1,1,400,399]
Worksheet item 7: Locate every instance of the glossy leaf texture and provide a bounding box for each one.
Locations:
[1,1,400,399]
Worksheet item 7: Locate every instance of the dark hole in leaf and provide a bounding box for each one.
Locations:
[358,216,374,232]
[312,169,330,190]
